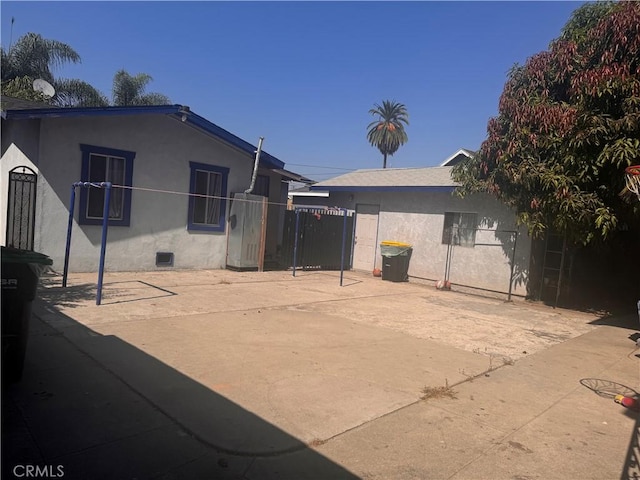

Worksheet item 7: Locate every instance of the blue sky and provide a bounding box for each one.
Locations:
[2,1,585,181]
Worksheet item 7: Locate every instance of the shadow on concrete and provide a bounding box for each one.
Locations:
[579,378,638,399]
[621,413,640,480]
[589,312,640,331]
[38,276,177,308]
[2,303,359,479]
[579,378,640,480]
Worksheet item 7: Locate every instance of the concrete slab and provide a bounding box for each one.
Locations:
[304,325,640,480]
[55,425,211,480]
[39,269,599,362]
[256,400,506,480]
[3,315,358,480]
[46,307,491,453]
[6,335,173,460]
[4,269,637,479]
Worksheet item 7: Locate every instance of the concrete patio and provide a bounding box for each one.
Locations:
[3,269,639,479]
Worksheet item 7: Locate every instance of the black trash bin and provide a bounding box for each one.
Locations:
[380,241,413,282]
[2,246,52,383]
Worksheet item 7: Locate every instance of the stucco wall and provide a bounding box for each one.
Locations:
[1,118,42,248]
[321,190,531,296]
[2,114,284,273]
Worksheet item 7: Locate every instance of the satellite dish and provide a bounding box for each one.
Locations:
[33,78,55,98]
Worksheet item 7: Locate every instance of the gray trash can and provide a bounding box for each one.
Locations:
[2,246,52,383]
[380,241,412,282]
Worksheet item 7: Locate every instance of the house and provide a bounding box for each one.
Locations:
[302,156,532,297]
[287,184,328,209]
[439,148,475,166]
[1,97,312,272]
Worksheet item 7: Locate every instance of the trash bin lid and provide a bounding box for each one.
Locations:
[1,246,53,265]
[380,241,412,248]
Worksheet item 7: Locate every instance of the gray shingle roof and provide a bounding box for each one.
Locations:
[311,166,458,190]
[1,95,57,111]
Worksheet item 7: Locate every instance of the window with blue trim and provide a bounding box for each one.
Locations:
[188,162,229,232]
[79,144,135,226]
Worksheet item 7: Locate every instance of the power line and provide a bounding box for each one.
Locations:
[285,162,356,171]
[107,183,326,208]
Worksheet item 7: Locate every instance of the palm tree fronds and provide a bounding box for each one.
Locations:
[53,78,109,107]
[367,100,409,168]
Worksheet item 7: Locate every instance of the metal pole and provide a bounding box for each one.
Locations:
[245,137,264,194]
[257,196,268,272]
[339,208,347,286]
[554,234,567,309]
[96,182,111,305]
[29,169,37,251]
[292,209,300,277]
[507,231,518,302]
[62,185,77,288]
[445,226,454,282]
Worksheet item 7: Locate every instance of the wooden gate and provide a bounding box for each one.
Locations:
[281,208,354,270]
[6,166,38,250]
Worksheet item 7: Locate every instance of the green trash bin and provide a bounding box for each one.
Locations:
[2,246,52,383]
[380,241,413,282]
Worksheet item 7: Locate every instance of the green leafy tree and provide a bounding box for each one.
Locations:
[1,76,49,102]
[367,100,409,168]
[111,70,170,106]
[452,1,640,246]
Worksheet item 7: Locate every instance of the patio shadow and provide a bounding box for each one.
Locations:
[2,303,359,479]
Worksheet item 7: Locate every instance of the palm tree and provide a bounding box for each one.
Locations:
[1,33,170,107]
[367,100,409,168]
[1,32,87,105]
[1,33,80,84]
[55,70,170,107]
[111,70,170,106]
[54,78,109,107]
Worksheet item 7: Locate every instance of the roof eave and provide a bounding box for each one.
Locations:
[3,103,286,170]
[309,185,457,192]
[179,112,284,170]
[4,104,182,119]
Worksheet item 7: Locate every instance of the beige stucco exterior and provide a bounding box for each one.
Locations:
[1,113,287,273]
[293,190,531,297]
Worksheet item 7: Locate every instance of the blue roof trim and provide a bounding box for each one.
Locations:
[4,104,181,119]
[181,112,283,170]
[4,104,284,170]
[309,185,457,193]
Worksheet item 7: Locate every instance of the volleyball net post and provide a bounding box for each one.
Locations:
[62,181,111,305]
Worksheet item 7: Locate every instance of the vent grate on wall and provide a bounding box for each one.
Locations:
[156,252,174,267]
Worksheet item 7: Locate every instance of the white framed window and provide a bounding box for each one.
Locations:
[442,212,477,247]
[187,162,229,232]
[79,144,135,226]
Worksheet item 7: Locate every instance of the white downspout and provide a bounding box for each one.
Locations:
[245,137,264,194]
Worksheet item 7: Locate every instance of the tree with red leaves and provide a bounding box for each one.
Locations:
[452,1,639,246]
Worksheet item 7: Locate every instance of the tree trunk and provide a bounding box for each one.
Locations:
[383,153,388,169]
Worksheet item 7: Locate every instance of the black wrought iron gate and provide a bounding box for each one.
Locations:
[282,208,354,270]
[6,166,37,250]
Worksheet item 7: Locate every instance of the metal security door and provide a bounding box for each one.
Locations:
[281,208,354,270]
[6,166,37,250]
[352,204,380,271]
